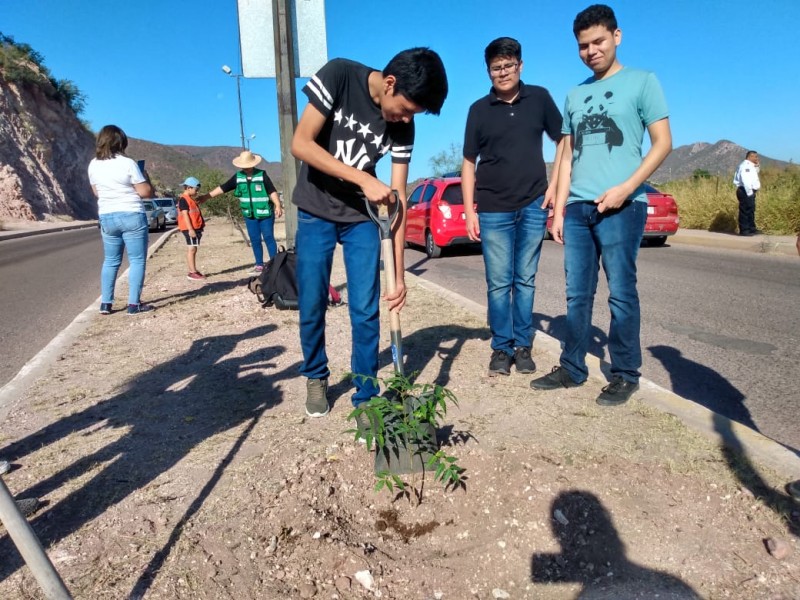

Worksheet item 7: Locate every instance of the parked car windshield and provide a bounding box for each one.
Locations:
[153,198,175,208]
[442,184,464,205]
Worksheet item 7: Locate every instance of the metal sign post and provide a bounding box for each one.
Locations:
[237,0,328,249]
[0,479,72,599]
[273,0,300,248]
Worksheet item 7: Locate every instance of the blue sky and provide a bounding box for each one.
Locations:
[3,0,798,183]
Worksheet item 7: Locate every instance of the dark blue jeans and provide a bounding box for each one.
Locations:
[296,209,380,405]
[245,216,278,266]
[561,200,647,384]
[478,196,548,354]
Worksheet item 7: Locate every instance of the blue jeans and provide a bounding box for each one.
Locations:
[245,217,278,266]
[296,209,380,405]
[561,200,647,384]
[478,196,548,354]
[99,211,149,305]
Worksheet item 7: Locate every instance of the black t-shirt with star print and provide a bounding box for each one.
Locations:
[293,58,415,222]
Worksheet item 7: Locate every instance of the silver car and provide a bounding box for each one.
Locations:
[143,200,166,231]
[152,197,178,226]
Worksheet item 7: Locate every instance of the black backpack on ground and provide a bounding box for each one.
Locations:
[248,247,299,310]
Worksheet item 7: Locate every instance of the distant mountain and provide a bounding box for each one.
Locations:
[652,140,791,183]
[126,138,283,195]
[127,138,791,196]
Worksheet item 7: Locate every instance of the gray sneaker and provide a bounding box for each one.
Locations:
[355,411,372,445]
[0,460,9,475]
[305,378,330,417]
[15,498,40,517]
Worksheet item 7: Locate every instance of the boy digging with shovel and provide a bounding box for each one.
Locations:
[290,48,448,440]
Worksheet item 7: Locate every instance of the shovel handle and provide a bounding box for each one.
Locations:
[364,192,405,375]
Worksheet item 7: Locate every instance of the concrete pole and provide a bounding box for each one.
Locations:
[273,0,300,249]
[0,479,72,599]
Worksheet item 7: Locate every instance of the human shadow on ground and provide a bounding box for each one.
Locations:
[377,324,490,388]
[648,345,757,431]
[531,490,701,598]
[0,324,295,582]
[533,312,609,367]
[146,279,244,308]
[648,345,799,537]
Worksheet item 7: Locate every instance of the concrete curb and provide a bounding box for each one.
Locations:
[0,222,98,241]
[669,231,798,256]
[412,274,800,480]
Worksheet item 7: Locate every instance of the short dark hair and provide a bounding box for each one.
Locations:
[573,4,618,37]
[746,150,758,159]
[383,48,448,115]
[95,124,128,160]
[484,37,521,67]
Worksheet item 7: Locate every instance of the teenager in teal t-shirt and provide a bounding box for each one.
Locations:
[530,4,672,407]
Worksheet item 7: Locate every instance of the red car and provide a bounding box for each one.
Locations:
[405,176,475,258]
[546,184,679,246]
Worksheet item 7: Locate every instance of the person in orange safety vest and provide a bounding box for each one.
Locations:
[178,176,208,281]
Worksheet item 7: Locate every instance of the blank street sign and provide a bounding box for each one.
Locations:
[237,0,328,78]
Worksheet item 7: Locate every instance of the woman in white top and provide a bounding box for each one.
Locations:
[88,125,153,315]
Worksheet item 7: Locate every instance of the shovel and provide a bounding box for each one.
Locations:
[364,191,437,475]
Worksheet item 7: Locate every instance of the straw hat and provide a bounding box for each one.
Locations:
[232,150,263,169]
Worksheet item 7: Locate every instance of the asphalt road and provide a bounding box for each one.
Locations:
[0,227,160,388]
[405,240,800,453]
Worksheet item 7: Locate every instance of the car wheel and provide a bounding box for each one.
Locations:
[648,236,667,247]
[425,230,442,258]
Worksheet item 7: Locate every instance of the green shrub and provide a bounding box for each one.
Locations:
[0,32,87,116]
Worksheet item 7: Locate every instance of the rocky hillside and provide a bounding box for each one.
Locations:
[0,61,95,221]
[652,140,791,183]
[125,139,283,194]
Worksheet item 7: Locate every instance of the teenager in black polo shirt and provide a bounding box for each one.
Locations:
[461,37,564,377]
[291,49,448,425]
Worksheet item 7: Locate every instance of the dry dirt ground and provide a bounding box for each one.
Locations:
[1,219,800,599]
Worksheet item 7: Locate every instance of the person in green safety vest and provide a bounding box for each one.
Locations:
[200,150,283,275]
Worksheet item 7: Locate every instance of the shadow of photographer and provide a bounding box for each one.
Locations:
[531,490,700,598]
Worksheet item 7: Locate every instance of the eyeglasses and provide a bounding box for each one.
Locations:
[489,62,519,75]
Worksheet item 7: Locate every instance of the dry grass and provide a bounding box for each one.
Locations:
[662,166,800,234]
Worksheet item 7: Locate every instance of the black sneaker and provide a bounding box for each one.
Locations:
[514,347,536,374]
[488,349,512,376]
[529,366,582,390]
[127,303,154,315]
[100,303,113,315]
[596,376,639,406]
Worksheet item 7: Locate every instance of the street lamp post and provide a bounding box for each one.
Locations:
[222,65,246,150]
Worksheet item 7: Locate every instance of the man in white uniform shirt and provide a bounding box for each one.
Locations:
[733,150,761,236]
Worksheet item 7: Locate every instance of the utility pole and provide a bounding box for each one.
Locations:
[273,0,300,248]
